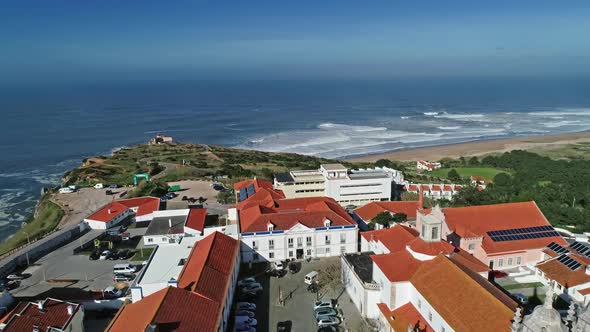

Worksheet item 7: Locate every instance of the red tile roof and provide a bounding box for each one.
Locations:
[407,184,418,191]
[234,178,274,191]
[431,185,442,191]
[443,185,453,192]
[117,197,160,216]
[536,254,590,287]
[185,208,207,232]
[235,187,286,210]
[239,196,354,233]
[361,225,419,253]
[2,299,80,332]
[410,255,515,332]
[107,231,239,332]
[381,302,434,332]
[371,250,424,282]
[448,250,491,273]
[355,201,421,221]
[85,196,160,222]
[442,201,567,254]
[107,287,220,332]
[578,287,590,296]
[407,238,455,256]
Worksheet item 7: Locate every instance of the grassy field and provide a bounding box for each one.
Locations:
[130,247,155,262]
[529,141,590,160]
[502,282,544,290]
[430,167,508,180]
[0,196,65,256]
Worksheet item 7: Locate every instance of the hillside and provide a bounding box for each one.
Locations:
[63,143,366,187]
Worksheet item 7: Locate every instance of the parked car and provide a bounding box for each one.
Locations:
[315,308,338,320]
[108,250,121,260]
[314,300,335,311]
[288,262,301,274]
[237,291,258,302]
[0,279,20,290]
[94,183,104,189]
[514,293,529,304]
[235,316,257,327]
[235,310,255,318]
[89,249,101,260]
[113,273,135,282]
[107,226,124,236]
[277,321,292,332]
[317,316,340,328]
[99,250,112,260]
[103,286,123,298]
[109,184,119,189]
[235,325,256,332]
[241,283,263,294]
[236,302,256,311]
[238,277,257,287]
[265,268,286,278]
[317,326,338,332]
[105,190,113,195]
[6,274,25,281]
[121,232,131,241]
[117,249,131,260]
[273,261,284,271]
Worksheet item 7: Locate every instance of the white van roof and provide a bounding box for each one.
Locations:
[305,271,318,278]
[113,264,132,268]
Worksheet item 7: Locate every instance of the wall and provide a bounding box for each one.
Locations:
[239,226,358,262]
[0,223,89,278]
[410,283,454,332]
[340,255,381,319]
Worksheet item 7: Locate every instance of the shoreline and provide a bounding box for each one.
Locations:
[349,131,590,162]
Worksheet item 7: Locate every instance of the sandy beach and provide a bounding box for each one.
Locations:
[350,131,590,162]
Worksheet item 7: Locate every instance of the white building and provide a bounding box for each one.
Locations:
[416,160,441,171]
[83,197,159,230]
[232,179,358,262]
[273,163,404,206]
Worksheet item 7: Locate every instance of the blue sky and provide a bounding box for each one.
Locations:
[2,0,590,82]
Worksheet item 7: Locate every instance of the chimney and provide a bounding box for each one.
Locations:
[37,300,44,311]
[168,219,172,228]
[108,209,112,214]
[418,187,424,209]
[67,305,74,315]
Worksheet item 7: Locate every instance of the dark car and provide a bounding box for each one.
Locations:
[277,320,292,332]
[237,291,258,302]
[89,249,101,260]
[265,268,286,278]
[117,249,130,260]
[109,184,119,189]
[307,282,319,293]
[288,262,300,274]
[108,250,119,260]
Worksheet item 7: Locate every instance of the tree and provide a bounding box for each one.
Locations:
[216,190,236,204]
[468,156,480,166]
[401,192,419,201]
[372,212,395,228]
[392,213,407,224]
[493,172,512,187]
[447,169,461,181]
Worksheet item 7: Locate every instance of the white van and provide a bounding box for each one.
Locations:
[94,183,104,189]
[58,187,74,194]
[304,271,319,285]
[113,264,136,274]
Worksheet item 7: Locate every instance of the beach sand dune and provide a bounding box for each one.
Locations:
[350,131,590,162]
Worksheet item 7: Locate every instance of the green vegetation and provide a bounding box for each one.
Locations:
[430,167,508,180]
[130,247,155,262]
[529,141,590,161]
[126,180,168,198]
[369,211,407,229]
[64,143,354,188]
[502,282,544,290]
[216,190,236,204]
[0,196,64,256]
[451,150,590,231]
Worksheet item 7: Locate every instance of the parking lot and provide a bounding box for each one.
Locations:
[237,256,365,332]
[11,227,148,299]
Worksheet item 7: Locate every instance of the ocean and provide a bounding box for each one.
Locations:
[1,77,590,241]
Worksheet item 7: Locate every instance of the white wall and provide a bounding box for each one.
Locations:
[84,210,130,230]
[240,226,358,262]
[409,283,454,332]
[341,255,381,319]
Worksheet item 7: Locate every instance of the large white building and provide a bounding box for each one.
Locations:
[83,197,160,230]
[273,163,404,206]
[232,179,358,262]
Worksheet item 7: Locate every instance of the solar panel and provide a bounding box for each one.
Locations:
[247,184,255,196]
[489,225,560,242]
[239,188,247,202]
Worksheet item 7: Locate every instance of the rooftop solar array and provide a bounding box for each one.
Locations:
[547,242,569,254]
[571,241,590,256]
[557,254,582,270]
[238,184,257,202]
[486,225,558,242]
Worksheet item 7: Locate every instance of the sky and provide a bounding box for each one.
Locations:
[1,0,590,83]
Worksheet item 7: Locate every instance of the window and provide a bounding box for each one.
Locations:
[431,226,439,240]
[297,237,303,247]
[421,224,426,236]
[517,256,522,265]
[340,246,346,254]
[324,219,331,227]
[306,237,312,246]
[268,224,274,232]
[442,328,446,332]
[162,237,168,242]
[252,241,258,250]
[269,239,274,250]
[288,238,294,248]
[508,257,513,266]
[148,238,153,243]
[428,312,432,321]
[289,251,293,258]
[340,233,346,244]
[306,249,312,256]
[269,252,274,259]
[468,243,476,251]
[498,258,504,267]
[417,299,422,309]
[326,247,331,255]
[325,235,331,245]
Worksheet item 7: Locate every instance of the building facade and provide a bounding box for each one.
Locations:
[273,163,404,206]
